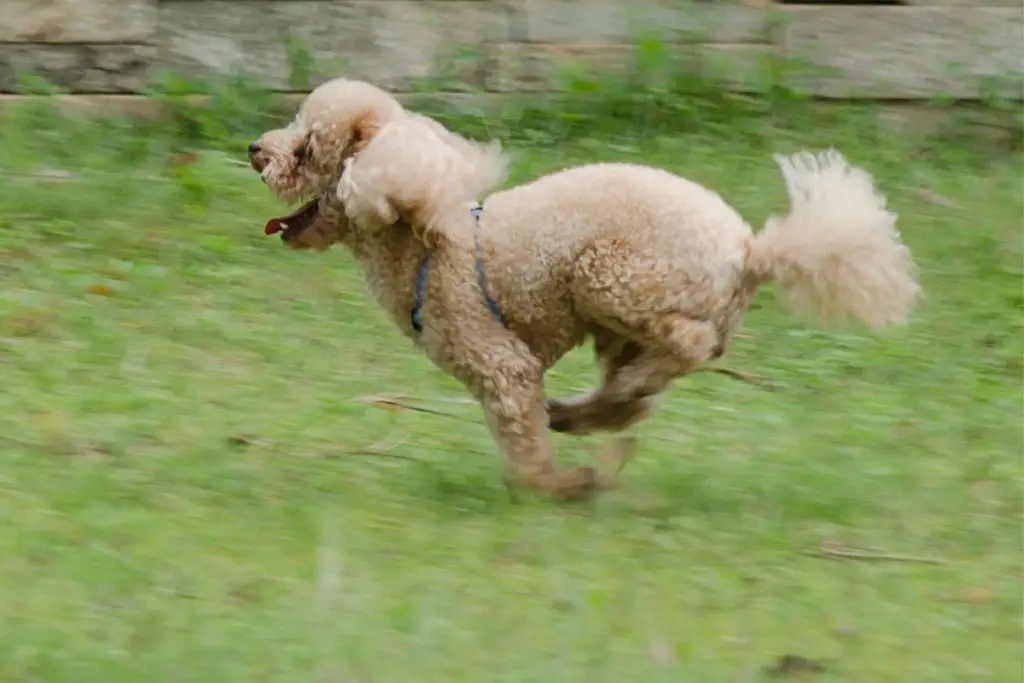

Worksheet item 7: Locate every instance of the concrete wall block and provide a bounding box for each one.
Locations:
[511,0,769,44]
[157,0,508,91]
[781,7,1023,99]
[903,0,1022,7]
[0,45,156,93]
[489,43,630,92]
[489,41,772,93]
[0,0,157,43]
[699,44,776,94]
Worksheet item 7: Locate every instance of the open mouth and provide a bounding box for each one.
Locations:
[264,196,321,240]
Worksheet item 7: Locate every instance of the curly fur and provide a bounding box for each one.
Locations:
[249,77,921,501]
[338,112,507,246]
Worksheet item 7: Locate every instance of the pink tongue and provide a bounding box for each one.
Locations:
[264,217,285,235]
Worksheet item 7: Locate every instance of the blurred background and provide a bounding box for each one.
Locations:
[0,1,1021,681]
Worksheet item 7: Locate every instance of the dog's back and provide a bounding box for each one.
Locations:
[482,161,753,296]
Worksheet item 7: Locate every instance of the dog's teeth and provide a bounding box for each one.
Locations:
[279,222,289,230]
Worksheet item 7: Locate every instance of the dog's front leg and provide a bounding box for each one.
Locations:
[479,369,598,502]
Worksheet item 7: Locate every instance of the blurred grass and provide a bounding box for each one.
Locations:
[0,95,1021,682]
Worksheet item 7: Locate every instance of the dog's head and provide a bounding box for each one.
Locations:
[248,77,405,249]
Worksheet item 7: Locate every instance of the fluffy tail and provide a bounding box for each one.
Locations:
[745,150,920,330]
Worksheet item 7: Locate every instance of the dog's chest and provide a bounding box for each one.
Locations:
[349,236,424,337]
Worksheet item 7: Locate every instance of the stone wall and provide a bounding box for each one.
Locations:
[0,0,1021,101]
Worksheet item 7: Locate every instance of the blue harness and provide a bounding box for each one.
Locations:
[410,203,505,333]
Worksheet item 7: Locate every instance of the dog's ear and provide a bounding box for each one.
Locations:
[293,132,311,162]
[306,112,382,177]
[306,126,341,178]
[349,114,380,156]
[338,117,508,249]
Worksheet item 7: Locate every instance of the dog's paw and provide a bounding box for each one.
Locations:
[549,466,599,502]
[546,399,579,433]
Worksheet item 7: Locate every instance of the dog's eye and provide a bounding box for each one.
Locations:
[294,144,307,162]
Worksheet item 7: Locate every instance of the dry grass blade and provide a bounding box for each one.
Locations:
[805,544,947,565]
[352,395,476,422]
[914,187,960,208]
[390,393,478,406]
[591,435,639,489]
[324,419,437,468]
[342,449,432,466]
[691,366,762,385]
[346,427,411,456]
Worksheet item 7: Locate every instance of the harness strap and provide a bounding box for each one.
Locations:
[471,204,506,328]
[410,253,430,333]
[410,203,505,333]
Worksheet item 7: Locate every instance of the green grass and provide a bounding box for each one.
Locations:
[0,106,1021,683]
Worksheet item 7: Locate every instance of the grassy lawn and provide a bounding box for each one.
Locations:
[0,105,1020,682]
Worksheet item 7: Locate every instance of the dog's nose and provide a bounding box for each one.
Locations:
[247,141,261,158]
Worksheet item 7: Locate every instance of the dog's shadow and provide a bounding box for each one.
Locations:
[379,448,701,521]
[392,465,733,527]
[405,464,517,515]
[383,450,869,530]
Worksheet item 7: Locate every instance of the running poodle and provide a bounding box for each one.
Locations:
[248,77,920,501]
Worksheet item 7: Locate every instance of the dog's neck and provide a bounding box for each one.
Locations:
[342,223,433,337]
[340,213,501,342]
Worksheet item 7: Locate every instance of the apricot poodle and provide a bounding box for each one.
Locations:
[248,77,920,501]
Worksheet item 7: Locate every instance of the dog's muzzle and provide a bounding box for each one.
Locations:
[248,142,266,172]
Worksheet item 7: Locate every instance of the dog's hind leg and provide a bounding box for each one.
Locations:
[552,239,726,435]
[548,316,720,436]
[548,330,662,435]
[548,390,661,435]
